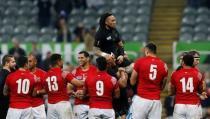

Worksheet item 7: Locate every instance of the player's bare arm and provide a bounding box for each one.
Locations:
[32,88,47,97]
[67,83,74,95]
[70,78,84,87]
[168,82,175,96]
[117,68,128,88]
[3,84,9,96]
[198,75,207,100]
[130,69,138,86]
[113,87,120,98]
[160,77,168,91]
[93,46,114,62]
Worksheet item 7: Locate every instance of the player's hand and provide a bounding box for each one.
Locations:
[32,88,38,97]
[117,55,124,64]
[118,67,126,72]
[199,92,208,100]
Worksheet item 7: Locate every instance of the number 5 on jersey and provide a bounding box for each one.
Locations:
[149,64,157,80]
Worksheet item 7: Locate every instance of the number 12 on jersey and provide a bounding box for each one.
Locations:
[180,77,194,93]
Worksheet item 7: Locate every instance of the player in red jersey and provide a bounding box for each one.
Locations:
[28,54,47,119]
[189,50,207,100]
[71,51,97,119]
[84,57,121,119]
[43,53,84,119]
[169,54,207,119]
[3,56,36,119]
[127,43,168,119]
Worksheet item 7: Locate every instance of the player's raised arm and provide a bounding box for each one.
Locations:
[3,83,9,96]
[63,72,84,87]
[117,67,128,88]
[130,69,138,86]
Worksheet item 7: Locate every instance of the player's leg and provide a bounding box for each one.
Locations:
[186,104,202,119]
[21,107,33,119]
[6,108,22,119]
[173,104,186,119]
[32,104,46,119]
[148,100,162,119]
[56,101,73,119]
[47,103,58,119]
[73,104,89,119]
[126,95,149,119]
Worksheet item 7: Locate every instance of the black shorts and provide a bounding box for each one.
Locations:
[113,88,129,117]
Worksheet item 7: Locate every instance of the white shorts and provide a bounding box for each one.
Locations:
[6,107,32,119]
[88,108,115,119]
[173,104,202,119]
[126,95,162,119]
[47,101,73,119]
[32,104,46,119]
[73,104,89,119]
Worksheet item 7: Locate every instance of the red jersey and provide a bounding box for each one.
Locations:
[85,71,119,109]
[72,65,97,105]
[6,70,35,108]
[43,67,74,104]
[134,56,168,100]
[171,68,202,104]
[31,68,46,107]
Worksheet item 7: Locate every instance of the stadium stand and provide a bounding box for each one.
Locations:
[180,6,210,42]
[0,0,153,43]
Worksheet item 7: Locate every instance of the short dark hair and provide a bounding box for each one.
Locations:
[188,50,200,58]
[96,57,107,71]
[2,55,14,66]
[179,51,188,59]
[79,51,89,58]
[145,43,157,54]
[17,56,28,68]
[183,54,194,67]
[50,54,62,66]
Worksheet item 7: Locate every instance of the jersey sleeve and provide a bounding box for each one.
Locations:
[65,73,74,82]
[163,63,168,77]
[170,72,176,86]
[111,76,119,89]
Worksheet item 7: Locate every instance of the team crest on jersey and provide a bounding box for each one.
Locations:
[106,36,112,40]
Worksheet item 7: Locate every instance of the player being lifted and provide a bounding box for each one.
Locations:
[42,54,84,119]
[128,43,168,119]
[169,54,207,119]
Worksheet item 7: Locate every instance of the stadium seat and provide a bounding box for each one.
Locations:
[195,15,210,24]
[183,7,197,16]
[179,33,193,42]
[193,32,207,41]
[194,24,208,33]
[180,26,194,34]
[181,15,196,26]
[197,7,210,15]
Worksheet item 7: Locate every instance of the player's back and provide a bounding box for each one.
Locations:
[43,67,69,104]
[6,70,35,108]
[86,71,117,109]
[171,68,202,104]
[135,56,168,100]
